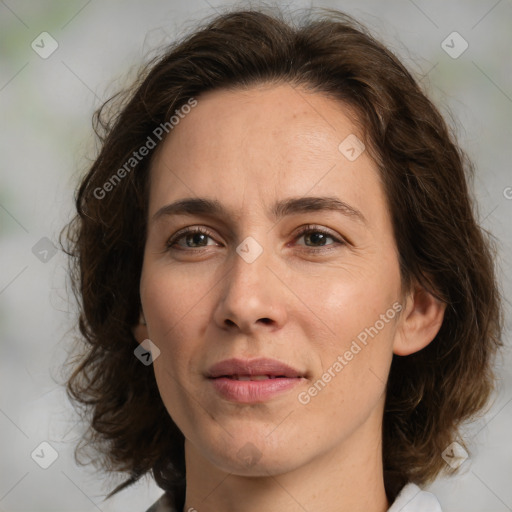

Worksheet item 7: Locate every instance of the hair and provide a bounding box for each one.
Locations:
[61,4,503,503]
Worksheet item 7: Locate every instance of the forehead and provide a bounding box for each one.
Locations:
[148,83,385,224]
[159,83,359,163]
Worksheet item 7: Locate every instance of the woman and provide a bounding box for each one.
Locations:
[62,6,503,512]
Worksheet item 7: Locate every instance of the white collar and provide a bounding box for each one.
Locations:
[388,483,442,511]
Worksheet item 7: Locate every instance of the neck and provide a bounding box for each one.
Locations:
[182,413,390,512]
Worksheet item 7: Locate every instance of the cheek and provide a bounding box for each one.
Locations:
[292,263,398,406]
[141,262,212,335]
[298,318,395,435]
[141,267,208,426]
[140,267,204,385]
[140,260,222,373]
[295,257,400,341]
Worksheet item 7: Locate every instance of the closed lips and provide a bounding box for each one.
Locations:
[207,357,306,403]
[222,375,289,380]
[206,357,305,380]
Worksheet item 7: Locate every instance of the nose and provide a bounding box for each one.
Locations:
[213,242,288,334]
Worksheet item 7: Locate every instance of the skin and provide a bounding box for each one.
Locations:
[134,83,446,512]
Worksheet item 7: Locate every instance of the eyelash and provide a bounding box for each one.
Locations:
[165,224,346,253]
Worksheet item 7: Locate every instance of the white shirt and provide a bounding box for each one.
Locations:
[388,483,443,511]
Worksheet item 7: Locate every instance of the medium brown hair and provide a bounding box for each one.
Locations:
[61,5,503,501]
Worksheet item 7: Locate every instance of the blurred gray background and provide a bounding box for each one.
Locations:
[1,0,511,511]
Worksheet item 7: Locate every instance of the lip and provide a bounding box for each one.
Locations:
[206,357,306,403]
[207,357,304,379]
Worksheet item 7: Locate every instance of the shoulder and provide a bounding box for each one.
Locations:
[387,483,442,512]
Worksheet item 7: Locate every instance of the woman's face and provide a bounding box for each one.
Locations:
[140,83,405,476]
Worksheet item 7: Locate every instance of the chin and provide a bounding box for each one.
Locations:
[199,429,302,477]
[212,448,298,477]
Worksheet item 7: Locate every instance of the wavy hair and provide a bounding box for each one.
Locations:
[60,5,503,502]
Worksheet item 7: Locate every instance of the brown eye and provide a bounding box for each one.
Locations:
[294,225,345,252]
[166,227,218,250]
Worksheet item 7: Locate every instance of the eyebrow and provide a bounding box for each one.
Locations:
[151,196,367,225]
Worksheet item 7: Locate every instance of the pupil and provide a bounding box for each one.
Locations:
[308,232,325,246]
[190,233,206,246]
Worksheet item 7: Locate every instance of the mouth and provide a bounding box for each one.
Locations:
[206,358,306,403]
[218,374,291,381]
[206,357,305,379]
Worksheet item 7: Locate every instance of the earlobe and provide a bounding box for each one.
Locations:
[132,311,149,344]
[393,286,446,356]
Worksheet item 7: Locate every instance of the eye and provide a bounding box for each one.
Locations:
[166,227,219,250]
[165,224,346,253]
[293,224,345,252]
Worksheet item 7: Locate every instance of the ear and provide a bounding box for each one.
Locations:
[393,285,446,356]
[132,311,149,345]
